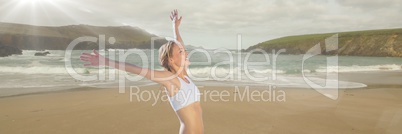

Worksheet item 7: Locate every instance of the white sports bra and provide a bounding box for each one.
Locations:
[166,76,200,111]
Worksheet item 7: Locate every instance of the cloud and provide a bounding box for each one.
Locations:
[336,0,401,10]
[0,0,401,49]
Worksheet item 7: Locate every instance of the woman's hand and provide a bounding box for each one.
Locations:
[170,9,182,28]
[80,49,108,66]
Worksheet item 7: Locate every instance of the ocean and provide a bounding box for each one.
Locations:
[1,49,401,97]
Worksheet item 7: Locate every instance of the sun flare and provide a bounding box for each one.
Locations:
[0,0,89,26]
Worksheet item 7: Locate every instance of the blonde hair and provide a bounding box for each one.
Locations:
[159,41,176,72]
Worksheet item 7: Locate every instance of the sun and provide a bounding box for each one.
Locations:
[0,0,82,26]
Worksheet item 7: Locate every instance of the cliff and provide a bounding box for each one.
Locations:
[246,28,402,57]
[0,22,167,50]
[0,45,22,57]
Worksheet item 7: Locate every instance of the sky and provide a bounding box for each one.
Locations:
[0,0,401,49]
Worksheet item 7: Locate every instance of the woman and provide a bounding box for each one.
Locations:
[79,10,204,134]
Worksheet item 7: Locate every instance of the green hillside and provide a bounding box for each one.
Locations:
[0,22,167,50]
[247,28,402,57]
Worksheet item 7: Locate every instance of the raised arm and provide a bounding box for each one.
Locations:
[170,9,184,46]
[170,9,189,76]
[80,50,174,86]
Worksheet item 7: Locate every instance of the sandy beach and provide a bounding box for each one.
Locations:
[1,72,402,134]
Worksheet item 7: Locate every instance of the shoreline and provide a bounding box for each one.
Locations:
[2,70,402,98]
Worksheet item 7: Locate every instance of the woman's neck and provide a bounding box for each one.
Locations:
[171,66,188,78]
[174,71,186,78]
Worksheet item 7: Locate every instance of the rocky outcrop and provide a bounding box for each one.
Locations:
[34,51,50,56]
[0,22,167,50]
[247,28,402,57]
[0,45,22,57]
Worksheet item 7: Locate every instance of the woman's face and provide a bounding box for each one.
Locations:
[170,44,190,70]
